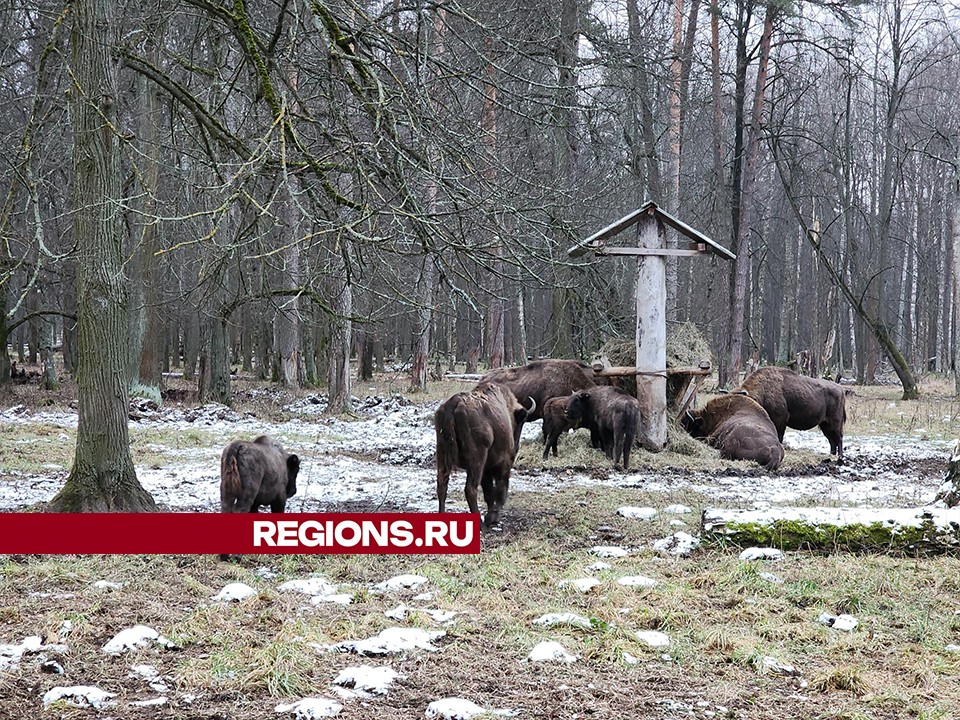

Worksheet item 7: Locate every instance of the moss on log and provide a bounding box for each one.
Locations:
[701,506,960,555]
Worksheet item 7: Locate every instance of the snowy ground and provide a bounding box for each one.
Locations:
[0,396,951,514]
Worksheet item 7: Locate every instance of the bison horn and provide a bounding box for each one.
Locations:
[527,397,536,416]
[735,389,748,396]
[717,388,729,394]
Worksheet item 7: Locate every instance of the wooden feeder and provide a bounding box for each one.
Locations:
[567,201,735,451]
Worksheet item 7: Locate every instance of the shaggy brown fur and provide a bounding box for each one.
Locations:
[435,382,535,527]
[479,359,597,421]
[683,394,784,470]
[740,366,846,459]
[220,435,300,513]
[565,386,641,470]
[541,395,576,460]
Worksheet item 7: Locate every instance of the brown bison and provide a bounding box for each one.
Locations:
[542,395,576,460]
[682,394,784,470]
[435,382,535,527]
[740,366,846,459]
[220,435,300,513]
[480,359,597,421]
[564,386,641,469]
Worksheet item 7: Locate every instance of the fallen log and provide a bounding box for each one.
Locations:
[701,505,960,554]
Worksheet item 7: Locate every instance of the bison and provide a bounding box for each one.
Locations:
[739,366,846,459]
[479,359,597,421]
[541,395,577,460]
[682,394,784,470]
[435,382,535,527]
[220,435,300,513]
[564,386,640,469]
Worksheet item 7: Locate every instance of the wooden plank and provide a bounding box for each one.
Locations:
[598,247,706,257]
[635,213,667,451]
[567,209,647,257]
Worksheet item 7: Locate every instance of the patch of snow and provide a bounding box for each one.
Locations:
[557,578,600,593]
[945,644,960,652]
[817,613,858,632]
[129,664,169,692]
[92,580,124,590]
[279,578,338,597]
[425,698,485,719]
[413,592,434,602]
[663,504,692,514]
[213,583,257,602]
[590,546,629,558]
[635,630,670,648]
[374,574,429,592]
[617,506,657,520]
[739,547,784,561]
[420,608,459,624]
[759,572,783,584]
[761,656,799,676]
[102,625,175,655]
[532,613,592,629]
[328,627,445,656]
[385,604,409,621]
[585,561,611,572]
[526,641,578,663]
[275,697,343,718]
[668,519,686,527]
[311,594,353,606]
[332,665,400,697]
[617,575,659,589]
[42,685,115,709]
[653,532,700,557]
[622,652,638,665]
[131,697,168,707]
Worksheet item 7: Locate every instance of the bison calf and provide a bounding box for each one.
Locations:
[683,394,784,470]
[740,366,846,459]
[435,383,535,527]
[220,435,300,513]
[565,386,640,469]
[542,395,576,460]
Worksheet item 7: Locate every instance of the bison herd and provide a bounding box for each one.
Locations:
[218,359,847,531]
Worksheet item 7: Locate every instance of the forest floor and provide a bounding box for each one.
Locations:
[0,369,959,719]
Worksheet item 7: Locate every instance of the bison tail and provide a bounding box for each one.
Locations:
[221,450,243,511]
[435,401,460,475]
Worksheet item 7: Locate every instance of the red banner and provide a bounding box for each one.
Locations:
[0,513,480,554]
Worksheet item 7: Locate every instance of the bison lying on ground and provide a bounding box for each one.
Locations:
[565,386,641,470]
[220,435,300,513]
[682,394,784,470]
[740,366,846,459]
[542,395,576,460]
[435,382,535,527]
[480,359,596,421]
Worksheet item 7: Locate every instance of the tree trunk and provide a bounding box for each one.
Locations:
[275,188,302,388]
[50,0,155,512]
[726,3,775,387]
[328,244,353,413]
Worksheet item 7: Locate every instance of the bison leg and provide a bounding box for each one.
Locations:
[436,466,451,513]
[270,498,286,513]
[821,423,843,460]
[483,471,509,527]
[463,451,487,517]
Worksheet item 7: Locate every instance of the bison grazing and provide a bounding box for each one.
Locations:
[220,435,300,513]
[740,366,846,459]
[682,394,784,470]
[541,395,576,460]
[479,359,596,421]
[564,386,641,469]
[435,382,535,527]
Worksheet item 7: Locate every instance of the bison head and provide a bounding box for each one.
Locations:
[285,454,301,498]
[564,390,593,426]
[682,408,706,438]
[510,396,536,459]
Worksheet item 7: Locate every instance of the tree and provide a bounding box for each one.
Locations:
[50,0,155,513]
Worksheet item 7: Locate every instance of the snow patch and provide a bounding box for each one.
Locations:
[332,665,400,697]
[279,578,338,597]
[532,613,592,629]
[213,582,257,602]
[526,641,578,663]
[42,685,115,709]
[635,630,670,648]
[653,532,700,557]
[374,574,429,592]
[92,580,124,590]
[590,546,629,558]
[617,575,660,589]
[663,504,692,514]
[102,625,175,655]
[0,635,67,671]
[557,577,600,593]
[817,613,858,632]
[275,697,343,718]
[327,627,445,656]
[585,561,611,572]
[739,547,784,561]
[617,506,657,520]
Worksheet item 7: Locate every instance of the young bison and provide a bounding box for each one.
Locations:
[220,435,300,513]
[541,395,576,460]
[435,383,536,528]
[740,366,846,459]
[565,386,640,470]
[682,394,784,470]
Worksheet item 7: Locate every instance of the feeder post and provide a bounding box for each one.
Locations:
[635,213,667,450]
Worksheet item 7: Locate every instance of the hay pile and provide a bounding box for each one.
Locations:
[593,322,713,402]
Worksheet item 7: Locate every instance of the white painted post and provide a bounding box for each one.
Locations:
[635,213,667,451]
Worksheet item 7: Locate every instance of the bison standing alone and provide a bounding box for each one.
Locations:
[435,382,535,527]
[740,366,846,459]
[480,359,596,421]
[682,394,784,470]
[564,386,640,470]
[220,435,300,513]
